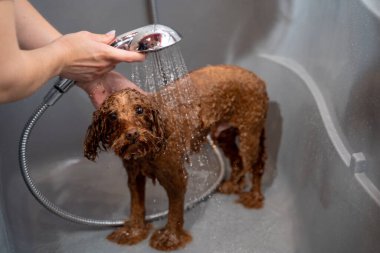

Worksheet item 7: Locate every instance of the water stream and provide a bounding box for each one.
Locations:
[131,45,210,183]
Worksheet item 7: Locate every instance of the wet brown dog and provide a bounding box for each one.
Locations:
[84,65,268,250]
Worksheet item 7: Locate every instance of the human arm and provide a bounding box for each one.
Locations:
[0,0,64,103]
[14,0,61,49]
[0,0,144,104]
[78,71,145,108]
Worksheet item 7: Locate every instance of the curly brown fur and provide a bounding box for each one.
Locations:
[84,65,268,250]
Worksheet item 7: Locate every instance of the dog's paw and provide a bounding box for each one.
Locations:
[107,222,152,245]
[218,180,241,194]
[237,191,264,209]
[150,227,192,251]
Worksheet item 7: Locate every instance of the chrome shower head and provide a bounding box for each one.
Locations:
[44,24,181,104]
[111,24,182,52]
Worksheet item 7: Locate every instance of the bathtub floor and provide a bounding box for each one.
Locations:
[30,162,296,253]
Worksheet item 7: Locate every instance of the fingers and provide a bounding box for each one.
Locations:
[86,31,146,63]
[107,47,146,62]
[88,30,116,44]
[82,31,146,62]
[58,31,145,83]
[103,71,145,93]
[78,71,147,109]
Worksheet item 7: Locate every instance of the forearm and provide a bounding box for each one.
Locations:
[14,0,62,49]
[0,1,64,103]
[0,45,66,103]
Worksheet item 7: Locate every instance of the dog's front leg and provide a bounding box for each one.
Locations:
[150,159,192,251]
[107,163,151,245]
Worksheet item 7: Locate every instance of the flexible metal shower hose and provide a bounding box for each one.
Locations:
[18,82,125,226]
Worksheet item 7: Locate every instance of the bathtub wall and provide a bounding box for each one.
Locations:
[158,0,380,187]
[0,0,379,252]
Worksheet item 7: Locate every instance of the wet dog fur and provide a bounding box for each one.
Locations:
[84,65,268,250]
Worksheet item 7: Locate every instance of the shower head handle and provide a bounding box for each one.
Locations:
[44,24,181,105]
[111,24,182,52]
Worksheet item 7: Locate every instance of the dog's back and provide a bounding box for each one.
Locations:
[188,65,268,129]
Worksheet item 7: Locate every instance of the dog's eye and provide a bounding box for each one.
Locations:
[135,106,144,115]
[108,112,118,121]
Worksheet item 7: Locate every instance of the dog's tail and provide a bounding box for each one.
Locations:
[256,127,267,175]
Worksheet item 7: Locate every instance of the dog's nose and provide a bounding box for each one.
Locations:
[126,129,139,142]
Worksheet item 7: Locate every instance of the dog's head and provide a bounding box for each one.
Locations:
[84,88,166,161]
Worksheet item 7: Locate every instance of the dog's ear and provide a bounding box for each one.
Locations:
[150,108,166,140]
[84,110,112,161]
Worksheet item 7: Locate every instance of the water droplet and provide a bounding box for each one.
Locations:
[130,45,213,172]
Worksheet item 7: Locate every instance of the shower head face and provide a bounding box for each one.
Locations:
[111,24,182,53]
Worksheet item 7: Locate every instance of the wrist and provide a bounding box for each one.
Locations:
[47,36,71,77]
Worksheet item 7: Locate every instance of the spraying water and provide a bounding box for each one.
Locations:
[131,45,210,175]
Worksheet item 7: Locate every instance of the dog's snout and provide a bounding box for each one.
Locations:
[126,129,139,142]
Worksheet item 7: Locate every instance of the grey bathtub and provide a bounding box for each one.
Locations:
[1,0,379,252]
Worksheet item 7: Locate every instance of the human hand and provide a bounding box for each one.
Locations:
[53,31,145,82]
[77,71,145,108]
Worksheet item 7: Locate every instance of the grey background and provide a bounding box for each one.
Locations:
[0,0,379,252]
